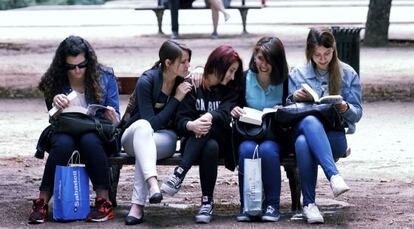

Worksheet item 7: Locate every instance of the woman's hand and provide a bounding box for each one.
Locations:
[231,106,245,118]
[186,114,212,138]
[186,67,204,88]
[174,81,193,101]
[53,94,70,109]
[104,106,118,125]
[335,101,349,113]
[293,87,313,102]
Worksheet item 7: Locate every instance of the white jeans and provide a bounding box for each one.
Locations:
[121,119,176,205]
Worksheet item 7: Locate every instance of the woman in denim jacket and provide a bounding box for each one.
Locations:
[29,36,120,224]
[288,28,362,224]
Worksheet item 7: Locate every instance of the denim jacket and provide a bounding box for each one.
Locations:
[287,62,363,134]
[60,66,120,121]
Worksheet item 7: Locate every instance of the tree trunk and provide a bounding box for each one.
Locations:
[364,0,392,46]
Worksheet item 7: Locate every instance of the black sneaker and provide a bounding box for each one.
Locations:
[261,205,280,222]
[194,196,214,224]
[236,210,252,222]
[28,198,48,224]
[86,197,113,222]
[160,166,185,196]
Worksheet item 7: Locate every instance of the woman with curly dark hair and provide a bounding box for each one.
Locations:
[29,35,120,224]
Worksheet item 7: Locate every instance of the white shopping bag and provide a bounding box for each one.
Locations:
[243,145,263,216]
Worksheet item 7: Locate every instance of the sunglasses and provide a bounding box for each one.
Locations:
[65,60,88,70]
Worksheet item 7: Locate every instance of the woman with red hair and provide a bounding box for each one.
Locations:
[161,45,243,224]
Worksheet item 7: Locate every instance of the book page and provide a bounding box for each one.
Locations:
[86,104,108,116]
[319,95,343,104]
[301,83,319,102]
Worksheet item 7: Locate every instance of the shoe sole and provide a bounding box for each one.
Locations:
[195,216,211,224]
[261,215,280,222]
[307,217,324,224]
[87,213,113,222]
[333,187,350,197]
[160,183,179,196]
[28,219,45,224]
[236,216,251,222]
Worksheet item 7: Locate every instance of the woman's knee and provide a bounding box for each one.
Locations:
[79,132,102,146]
[50,133,76,152]
[202,139,219,160]
[238,140,257,158]
[300,115,322,129]
[130,119,154,138]
[294,135,308,155]
[259,140,280,159]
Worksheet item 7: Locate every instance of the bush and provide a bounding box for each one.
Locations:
[0,0,108,10]
[0,0,36,10]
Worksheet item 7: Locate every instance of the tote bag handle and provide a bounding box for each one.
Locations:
[67,150,85,167]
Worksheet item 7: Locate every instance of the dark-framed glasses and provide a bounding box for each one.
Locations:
[65,60,88,70]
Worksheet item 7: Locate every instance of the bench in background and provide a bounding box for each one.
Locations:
[108,76,302,213]
[134,0,261,34]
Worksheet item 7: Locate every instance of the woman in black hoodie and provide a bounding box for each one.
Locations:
[161,45,244,224]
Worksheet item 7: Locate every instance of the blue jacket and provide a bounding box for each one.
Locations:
[288,62,363,134]
[123,67,183,132]
[57,66,120,121]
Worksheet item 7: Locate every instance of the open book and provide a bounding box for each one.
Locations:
[302,83,343,104]
[239,107,278,126]
[61,104,108,116]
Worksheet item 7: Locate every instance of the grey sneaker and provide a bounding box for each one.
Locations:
[303,203,324,224]
[160,166,185,196]
[330,174,350,197]
[261,205,280,222]
[195,196,213,224]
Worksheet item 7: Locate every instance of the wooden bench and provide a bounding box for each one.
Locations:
[108,76,302,212]
[134,0,261,34]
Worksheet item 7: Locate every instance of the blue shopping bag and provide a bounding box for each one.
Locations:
[53,151,90,221]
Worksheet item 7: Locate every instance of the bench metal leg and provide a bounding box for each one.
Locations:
[109,164,123,208]
[152,9,165,34]
[238,8,249,34]
[284,165,302,212]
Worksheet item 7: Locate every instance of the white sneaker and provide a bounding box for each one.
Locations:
[330,174,350,197]
[303,203,324,224]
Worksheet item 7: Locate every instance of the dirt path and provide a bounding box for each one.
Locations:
[0,100,413,227]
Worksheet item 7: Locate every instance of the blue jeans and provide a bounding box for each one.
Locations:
[39,132,110,193]
[238,140,281,210]
[292,115,347,206]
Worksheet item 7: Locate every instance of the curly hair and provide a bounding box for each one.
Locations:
[38,35,102,105]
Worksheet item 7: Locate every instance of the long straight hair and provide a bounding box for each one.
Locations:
[306,28,341,95]
[249,36,289,85]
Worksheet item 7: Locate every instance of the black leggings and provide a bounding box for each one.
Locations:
[39,132,110,193]
[180,136,219,198]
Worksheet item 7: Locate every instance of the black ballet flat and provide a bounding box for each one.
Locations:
[125,215,144,225]
[149,192,163,204]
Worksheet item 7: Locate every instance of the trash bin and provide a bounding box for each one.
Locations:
[331,27,362,75]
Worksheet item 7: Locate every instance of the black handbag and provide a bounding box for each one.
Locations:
[275,103,345,131]
[232,113,274,141]
[51,112,118,142]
